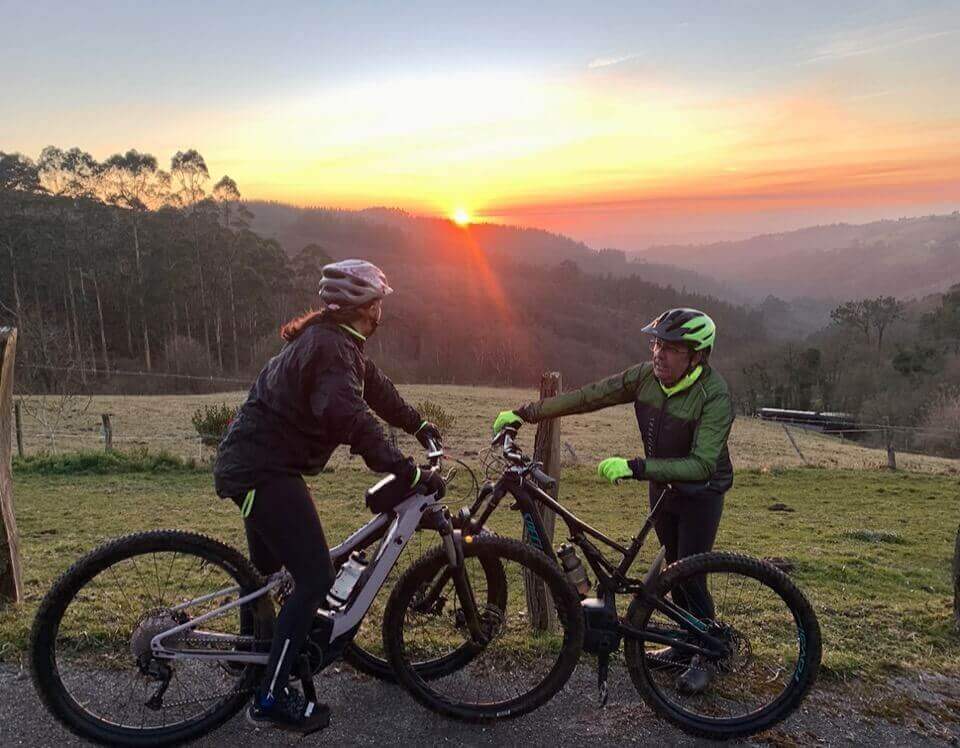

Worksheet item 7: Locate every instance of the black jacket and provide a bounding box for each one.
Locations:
[214,320,421,499]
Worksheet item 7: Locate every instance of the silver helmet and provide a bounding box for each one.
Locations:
[319,259,393,310]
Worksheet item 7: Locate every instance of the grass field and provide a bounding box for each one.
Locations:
[5,461,960,685]
[14,385,960,475]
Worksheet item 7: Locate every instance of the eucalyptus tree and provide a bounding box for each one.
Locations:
[101,150,170,370]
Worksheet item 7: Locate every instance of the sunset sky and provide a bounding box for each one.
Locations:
[4,0,959,248]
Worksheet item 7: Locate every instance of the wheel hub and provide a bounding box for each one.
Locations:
[130,609,185,662]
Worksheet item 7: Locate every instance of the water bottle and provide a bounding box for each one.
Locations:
[557,544,591,597]
[326,551,368,609]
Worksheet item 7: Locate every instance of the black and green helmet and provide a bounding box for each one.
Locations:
[641,308,716,351]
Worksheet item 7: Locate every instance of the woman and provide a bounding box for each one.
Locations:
[492,308,734,694]
[214,259,443,734]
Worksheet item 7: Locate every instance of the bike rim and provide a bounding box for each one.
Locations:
[49,546,260,735]
[398,551,570,713]
[639,567,807,726]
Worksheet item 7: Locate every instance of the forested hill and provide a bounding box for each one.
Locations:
[0,149,759,395]
[640,212,960,300]
[246,201,740,300]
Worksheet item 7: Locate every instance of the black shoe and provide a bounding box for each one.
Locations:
[645,646,692,671]
[676,655,713,695]
[246,687,330,735]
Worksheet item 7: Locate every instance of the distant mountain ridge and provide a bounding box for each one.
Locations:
[639,212,960,301]
[246,201,739,299]
[247,201,960,307]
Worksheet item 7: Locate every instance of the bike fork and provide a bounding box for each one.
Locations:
[441,526,486,645]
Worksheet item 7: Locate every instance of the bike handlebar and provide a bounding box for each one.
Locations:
[495,427,557,490]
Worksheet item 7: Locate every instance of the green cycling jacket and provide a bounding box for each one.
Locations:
[517,362,734,495]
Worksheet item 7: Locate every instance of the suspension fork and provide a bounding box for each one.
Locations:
[434,509,486,644]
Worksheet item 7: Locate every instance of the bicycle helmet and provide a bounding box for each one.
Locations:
[319,259,393,310]
[641,308,716,351]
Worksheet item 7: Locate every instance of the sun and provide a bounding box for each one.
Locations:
[452,208,471,226]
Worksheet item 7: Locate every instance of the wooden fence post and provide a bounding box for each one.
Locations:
[781,424,806,464]
[524,372,562,631]
[0,328,24,604]
[885,419,897,471]
[101,413,113,452]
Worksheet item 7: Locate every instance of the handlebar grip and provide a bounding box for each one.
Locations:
[530,467,557,492]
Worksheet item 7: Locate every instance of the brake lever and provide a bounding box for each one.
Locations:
[425,437,443,466]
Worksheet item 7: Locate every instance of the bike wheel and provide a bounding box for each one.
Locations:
[344,531,507,681]
[30,531,274,746]
[624,552,821,740]
[383,535,583,721]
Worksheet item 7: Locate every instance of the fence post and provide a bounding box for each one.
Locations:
[14,401,23,459]
[0,328,24,604]
[524,372,562,632]
[885,418,896,471]
[101,413,113,452]
[781,424,806,464]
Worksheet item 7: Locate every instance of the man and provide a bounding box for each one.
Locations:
[492,308,734,694]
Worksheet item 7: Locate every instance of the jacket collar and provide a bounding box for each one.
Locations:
[659,364,703,397]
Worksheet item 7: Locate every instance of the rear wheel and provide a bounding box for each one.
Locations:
[30,531,273,746]
[624,552,821,740]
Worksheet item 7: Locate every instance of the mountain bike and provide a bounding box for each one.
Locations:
[30,441,584,746]
[454,427,821,740]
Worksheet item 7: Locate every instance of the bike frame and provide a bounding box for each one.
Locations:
[150,490,460,666]
[470,443,727,659]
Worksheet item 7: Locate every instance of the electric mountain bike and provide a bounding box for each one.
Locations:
[455,427,822,740]
[30,441,583,746]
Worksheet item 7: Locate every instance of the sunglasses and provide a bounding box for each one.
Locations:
[649,339,690,355]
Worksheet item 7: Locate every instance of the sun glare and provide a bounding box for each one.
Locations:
[452,208,471,226]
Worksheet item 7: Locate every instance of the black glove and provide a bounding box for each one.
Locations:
[365,465,445,514]
[413,466,445,499]
[415,421,443,449]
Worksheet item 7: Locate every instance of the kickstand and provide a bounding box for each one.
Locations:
[597,652,610,708]
[296,655,319,706]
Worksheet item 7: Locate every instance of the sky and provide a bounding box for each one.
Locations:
[2,0,959,249]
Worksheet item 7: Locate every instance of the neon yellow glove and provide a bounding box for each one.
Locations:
[598,457,635,484]
[493,410,523,435]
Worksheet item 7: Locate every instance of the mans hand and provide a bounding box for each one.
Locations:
[493,409,523,435]
[597,457,637,484]
[415,421,443,449]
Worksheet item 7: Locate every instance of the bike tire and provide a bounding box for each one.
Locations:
[624,552,821,740]
[383,535,583,722]
[30,530,274,747]
[343,552,508,681]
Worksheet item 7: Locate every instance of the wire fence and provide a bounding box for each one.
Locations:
[9,390,960,477]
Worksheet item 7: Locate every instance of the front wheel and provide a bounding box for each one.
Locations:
[624,552,822,740]
[383,535,583,722]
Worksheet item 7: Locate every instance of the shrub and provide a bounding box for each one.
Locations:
[13,448,198,475]
[191,402,239,446]
[416,399,456,432]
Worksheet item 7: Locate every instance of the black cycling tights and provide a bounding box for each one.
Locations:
[650,490,724,621]
[236,474,334,700]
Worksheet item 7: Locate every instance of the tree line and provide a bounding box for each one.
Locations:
[2,144,957,456]
[0,144,762,397]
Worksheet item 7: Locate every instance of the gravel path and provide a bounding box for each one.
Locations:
[4,662,958,747]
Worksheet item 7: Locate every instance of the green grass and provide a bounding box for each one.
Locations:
[4,464,960,684]
[12,447,200,475]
